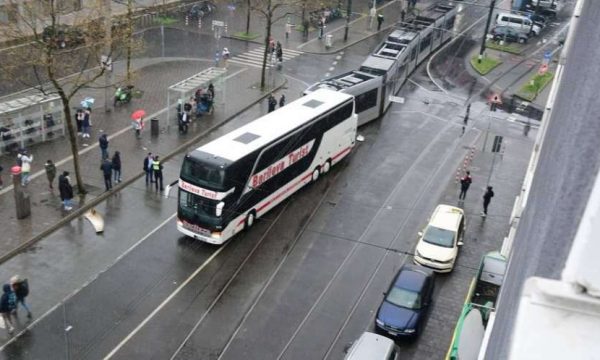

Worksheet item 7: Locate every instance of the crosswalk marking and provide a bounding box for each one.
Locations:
[228,46,303,69]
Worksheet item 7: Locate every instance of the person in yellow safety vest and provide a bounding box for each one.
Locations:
[152,155,164,191]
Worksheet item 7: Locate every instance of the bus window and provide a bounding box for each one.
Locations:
[181,158,226,190]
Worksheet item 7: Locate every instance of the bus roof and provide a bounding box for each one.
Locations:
[195,89,354,162]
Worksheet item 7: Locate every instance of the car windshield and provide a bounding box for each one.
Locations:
[386,286,422,310]
[181,157,226,190]
[423,226,455,248]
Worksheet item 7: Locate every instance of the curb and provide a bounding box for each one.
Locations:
[0,77,288,266]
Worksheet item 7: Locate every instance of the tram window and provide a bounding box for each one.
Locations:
[410,48,416,60]
[420,34,432,52]
[355,89,378,114]
[446,16,455,30]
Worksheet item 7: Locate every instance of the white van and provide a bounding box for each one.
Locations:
[344,332,399,360]
[495,12,541,36]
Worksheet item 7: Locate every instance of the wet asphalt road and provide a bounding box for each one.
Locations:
[0,3,539,359]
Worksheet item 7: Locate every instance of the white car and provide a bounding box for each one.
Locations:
[414,205,465,273]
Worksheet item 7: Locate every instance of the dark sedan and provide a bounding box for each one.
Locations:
[375,265,435,340]
[491,26,529,44]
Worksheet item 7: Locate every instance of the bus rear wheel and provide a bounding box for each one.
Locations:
[245,211,256,230]
[321,159,332,174]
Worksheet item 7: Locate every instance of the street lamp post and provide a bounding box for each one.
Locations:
[478,0,496,63]
[103,0,112,112]
[344,0,352,42]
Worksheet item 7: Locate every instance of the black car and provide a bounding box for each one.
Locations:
[375,265,435,340]
[42,24,85,49]
[491,26,529,44]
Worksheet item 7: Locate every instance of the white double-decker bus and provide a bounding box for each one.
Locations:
[177,89,357,244]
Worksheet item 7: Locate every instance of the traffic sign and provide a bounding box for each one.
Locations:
[544,51,552,60]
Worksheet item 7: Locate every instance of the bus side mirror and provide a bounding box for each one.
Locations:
[418,231,423,238]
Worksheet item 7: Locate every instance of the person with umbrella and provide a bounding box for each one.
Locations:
[131,110,146,138]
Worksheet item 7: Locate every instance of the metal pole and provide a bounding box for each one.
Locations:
[478,0,496,63]
[344,0,352,42]
[486,151,497,187]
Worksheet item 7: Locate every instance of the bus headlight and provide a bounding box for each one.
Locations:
[216,201,225,217]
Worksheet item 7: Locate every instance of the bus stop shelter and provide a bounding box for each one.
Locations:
[0,94,65,155]
[167,67,227,125]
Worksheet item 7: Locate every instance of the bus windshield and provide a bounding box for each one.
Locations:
[179,189,219,220]
[181,157,227,190]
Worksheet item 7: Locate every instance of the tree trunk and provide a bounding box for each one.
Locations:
[260,0,273,89]
[126,0,134,84]
[246,0,251,35]
[58,95,86,194]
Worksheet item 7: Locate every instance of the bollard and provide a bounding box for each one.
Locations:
[11,166,30,219]
[325,34,333,48]
[151,117,159,137]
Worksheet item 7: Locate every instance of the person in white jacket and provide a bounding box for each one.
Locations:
[18,151,33,186]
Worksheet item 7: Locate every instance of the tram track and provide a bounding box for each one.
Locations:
[273,117,468,359]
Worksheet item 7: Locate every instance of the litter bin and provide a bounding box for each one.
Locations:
[325,34,333,49]
[151,117,159,137]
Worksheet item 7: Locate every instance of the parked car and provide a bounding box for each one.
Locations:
[414,204,465,272]
[491,26,529,44]
[495,12,541,36]
[375,265,435,340]
[529,14,547,29]
[344,332,400,360]
[42,24,85,49]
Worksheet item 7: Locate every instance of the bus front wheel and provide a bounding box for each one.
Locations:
[245,211,256,230]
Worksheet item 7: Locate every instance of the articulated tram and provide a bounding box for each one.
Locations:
[304,4,457,126]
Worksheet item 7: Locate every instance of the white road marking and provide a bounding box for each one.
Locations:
[104,234,230,359]
[0,213,178,351]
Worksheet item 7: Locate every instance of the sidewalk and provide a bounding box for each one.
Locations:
[0,58,286,263]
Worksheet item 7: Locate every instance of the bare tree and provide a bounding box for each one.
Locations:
[0,0,126,194]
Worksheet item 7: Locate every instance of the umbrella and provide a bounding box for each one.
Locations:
[131,109,146,120]
[80,97,95,109]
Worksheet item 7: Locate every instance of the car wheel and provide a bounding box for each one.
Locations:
[519,38,526,44]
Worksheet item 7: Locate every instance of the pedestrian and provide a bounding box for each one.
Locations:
[318,18,325,39]
[285,22,292,39]
[100,158,112,191]
[144,152,154,185]
[98,134,109,160]
[303,18,310,38]
[18,151,33,186]
[10,275,31,319]
[85,107,92,127]
[276,41,283,63]
[208,83,215,101]
[45,159,56,190]
[112,151,122,183]
[279,94,286,108]
[482,186,494,217]
[152,156,164,191]
[222,47,230,67]
[132,118,143,138]
[58,171,74,211]
[82,108,91,138]
[268,94,277,113]
[76,109,84,135]
[377,13,384,31]
[459,171,472,200]
[0,284,16,334]
[400,8,406,23]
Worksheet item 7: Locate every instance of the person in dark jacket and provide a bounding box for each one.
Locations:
[58,171,74,211]
[112,151,122,183]
[100,158,113,191]
[82,108,91,138]
[279,94,286,108]
[459,171,472,200]
[268,94,277,113]
[10,275,31,319]
[0,284,16,333]
[98,134,109,160]
[276,41,283,63]
[45,159,57,190]
[482,186,494,217]
[143,152,154,185]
